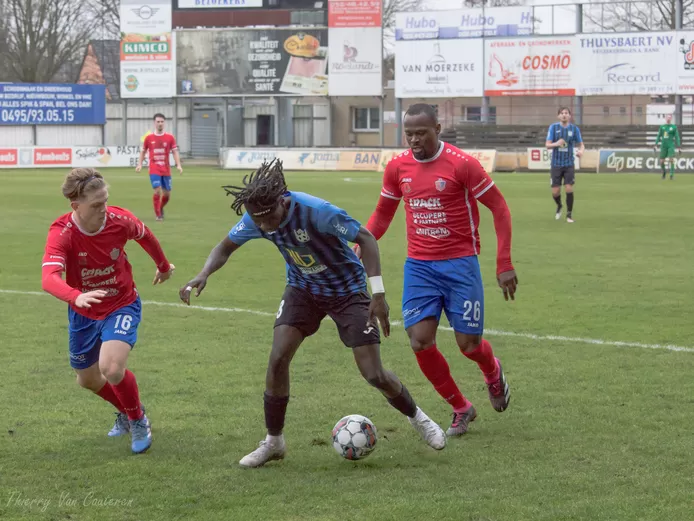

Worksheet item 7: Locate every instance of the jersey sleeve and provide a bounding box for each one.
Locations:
[315,202,361,243]
[459,156,496,199]
[380,160,402,201]
[546,124,554,142]
[169,134,179,150]
[142,137,150,152]
[41,224,69,272]
[655,126,663,145]
[574,126,583,143]
[114,207,169,271]
[228,213,262,246]
[41,224,82,304]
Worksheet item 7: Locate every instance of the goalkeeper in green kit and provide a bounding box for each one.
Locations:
[654,114,681,180]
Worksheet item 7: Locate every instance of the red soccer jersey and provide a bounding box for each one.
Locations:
[380,142,496,261]
[143,132,177,176]
[41,206,169,320]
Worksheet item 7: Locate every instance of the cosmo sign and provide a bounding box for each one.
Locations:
[576,32,677,95]
[484,37,575,96]
[395,6,533,40]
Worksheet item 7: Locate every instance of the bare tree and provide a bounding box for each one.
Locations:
[87,0,120,39]
[0,0,92,82]
[583,0,694,32]
[383,0,425,51]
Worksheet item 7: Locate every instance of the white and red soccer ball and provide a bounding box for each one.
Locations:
[332,414,378,460]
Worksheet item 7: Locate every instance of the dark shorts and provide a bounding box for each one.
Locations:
[550,165,575,187]
[274,285,380,348]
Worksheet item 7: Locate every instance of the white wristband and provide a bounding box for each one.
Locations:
[368,276,385,294]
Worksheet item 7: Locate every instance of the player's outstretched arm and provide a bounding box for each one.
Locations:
[179,237,240,305]
[133,223,174,285]
[361,161,402,244]
[354,227,390,337]
[477,186,518,301]
[364,194,399,241]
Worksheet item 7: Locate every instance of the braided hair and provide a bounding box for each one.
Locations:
[222,159,288,216]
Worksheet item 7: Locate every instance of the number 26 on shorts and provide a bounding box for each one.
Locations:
[462,300,481,322]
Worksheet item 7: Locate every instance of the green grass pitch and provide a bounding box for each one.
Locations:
[0,168,692,521]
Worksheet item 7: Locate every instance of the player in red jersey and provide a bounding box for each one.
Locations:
[41,168,175,453]
[136,113,183,221]
[360,104,518,437]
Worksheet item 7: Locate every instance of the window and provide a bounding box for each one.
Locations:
[464,106,497,123]
[603,106,610,117]
[636,106,643,116]
[290,10,326,25]
[353,107,380,132]
[619,106,627,116]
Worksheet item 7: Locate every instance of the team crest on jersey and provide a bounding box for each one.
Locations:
[402,182,412,194]
[110,248,120,260]
[294,229,310,243]
[568,131,573,137]
[435,178,446,192]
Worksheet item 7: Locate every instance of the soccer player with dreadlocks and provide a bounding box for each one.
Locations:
[180,159,446,468]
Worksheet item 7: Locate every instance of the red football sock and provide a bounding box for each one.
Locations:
[462,339,499,383]
[112,370,142,420]
[415,345,471,411]
[95,382,126,414]
[152,193,162,217]
[161,193,170,208]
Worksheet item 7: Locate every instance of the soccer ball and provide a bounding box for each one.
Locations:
[331,414,378,460]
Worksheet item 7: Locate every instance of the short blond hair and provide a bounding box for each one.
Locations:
[61,168,107,201]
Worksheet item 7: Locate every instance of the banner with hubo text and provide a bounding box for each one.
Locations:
[395,6,533,40]
[395,39,483,98]
[328,0,382,96]
[120,0,175,98]
[485,37,575,96]
[576,32,677,96]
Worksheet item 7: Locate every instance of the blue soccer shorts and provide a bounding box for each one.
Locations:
[67,297,142,370]
[402,257,485,335]
[149,174,172,191]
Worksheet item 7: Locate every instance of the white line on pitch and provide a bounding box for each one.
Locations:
[1,288,692,354]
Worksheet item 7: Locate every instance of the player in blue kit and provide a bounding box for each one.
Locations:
[180,159,446,468]
[546,107,584,223]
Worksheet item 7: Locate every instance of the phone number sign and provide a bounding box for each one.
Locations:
[0,84,106,125]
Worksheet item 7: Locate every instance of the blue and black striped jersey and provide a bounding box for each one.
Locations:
[228,191,366,297]
[546,123,583,167]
